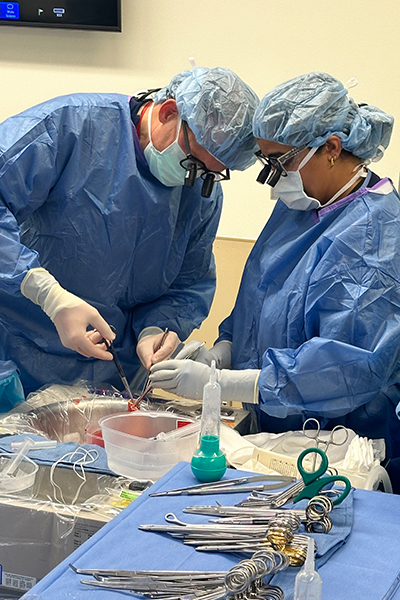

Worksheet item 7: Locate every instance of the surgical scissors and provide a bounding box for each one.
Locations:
[140,513,311,566]
[293,447,352,506]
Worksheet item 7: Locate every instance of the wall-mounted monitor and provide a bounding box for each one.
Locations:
[0,1,121,32]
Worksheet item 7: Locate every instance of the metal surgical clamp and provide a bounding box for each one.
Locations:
[302,418,349,469]
[72,551,288,600]
[149,474,295,497]
[139,513,311,566]
[102,339,136,404]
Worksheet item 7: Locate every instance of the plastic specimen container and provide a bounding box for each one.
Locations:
[99,411,198,481]
[84,421,105,448]
[0,453,39,496]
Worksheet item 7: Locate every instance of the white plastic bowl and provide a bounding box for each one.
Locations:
[0,453,39,496]
[99,411,199,481]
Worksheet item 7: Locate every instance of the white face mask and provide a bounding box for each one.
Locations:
[274,147,366,211]
[273,147,321,210]
[143,103,187,187]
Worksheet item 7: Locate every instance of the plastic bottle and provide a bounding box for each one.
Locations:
[294,537,322,600]
[190,361,227,482]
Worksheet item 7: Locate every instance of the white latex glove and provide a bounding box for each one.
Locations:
[137,327,181,370]
[175,340,232,369]
[21,267,115,360]
[149,359,260,403]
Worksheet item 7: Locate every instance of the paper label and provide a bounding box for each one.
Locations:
[1,570,37,591]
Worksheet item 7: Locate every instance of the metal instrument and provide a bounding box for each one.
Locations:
[134,339,207,410]
[302,418,349,469]
[131,328,170,410]
[139,512,312,566]
[183,500,332,534]
[70,550,289,600]
[103,339,136,404]
[149,474,296,497]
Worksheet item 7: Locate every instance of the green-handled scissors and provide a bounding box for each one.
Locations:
[293,447,352,506]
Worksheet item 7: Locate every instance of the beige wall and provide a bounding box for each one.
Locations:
[188,237,254,347]
[1,0,399,243]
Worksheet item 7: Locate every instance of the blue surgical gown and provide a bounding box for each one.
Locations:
[0,93,222,398]
[218,173,400,472]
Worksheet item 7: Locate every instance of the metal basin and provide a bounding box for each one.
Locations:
[0,397,128,444]
[0,384,251,443]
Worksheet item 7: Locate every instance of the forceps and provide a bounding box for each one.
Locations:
[133,339,207,410]
[130,328,170,410]
[302,418,349,469]
[149,474,295,497]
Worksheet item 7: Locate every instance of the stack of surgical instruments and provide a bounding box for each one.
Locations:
[149,474,296,497]
[141,446,352,564]
[140,511,317,566]
[70,550,290,600]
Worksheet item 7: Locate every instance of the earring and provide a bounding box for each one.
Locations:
[330,156,336,167]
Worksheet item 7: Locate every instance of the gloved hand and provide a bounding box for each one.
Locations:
[137,327,181,370]
[175,340,232,368]
[0,371,25,413]
[21,267,115,360]
[149,359,260,403]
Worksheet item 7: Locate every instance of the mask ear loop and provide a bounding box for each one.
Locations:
[146,102,155,145]
[147,103,182,150]
[297,146,319,171]
[324,163,367,207]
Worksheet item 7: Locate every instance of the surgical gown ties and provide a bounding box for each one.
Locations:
[218,173,400,492]
[0,92,222,395]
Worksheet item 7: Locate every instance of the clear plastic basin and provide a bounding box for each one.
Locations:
[99,411,198,481]
[0,453,39,496]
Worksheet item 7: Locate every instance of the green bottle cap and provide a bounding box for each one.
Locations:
[190,435,227,483]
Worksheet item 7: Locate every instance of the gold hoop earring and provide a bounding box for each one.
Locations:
[330,156,336,167]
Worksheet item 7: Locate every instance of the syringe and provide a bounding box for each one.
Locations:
[294,536,322,600]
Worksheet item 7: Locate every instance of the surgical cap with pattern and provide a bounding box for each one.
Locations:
[155,67,260,171]
[253,71,394,161]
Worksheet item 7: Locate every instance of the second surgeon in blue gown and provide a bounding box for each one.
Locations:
[151,72,400,490]
[0,66,259,411]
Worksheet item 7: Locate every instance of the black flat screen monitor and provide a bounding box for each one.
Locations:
[0,1,121,32]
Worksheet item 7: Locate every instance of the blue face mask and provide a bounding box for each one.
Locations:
[144,103,187,187]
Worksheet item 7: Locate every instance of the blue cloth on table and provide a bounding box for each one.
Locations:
[20,463,400,600]
[269,488,354,598]
[0,434,115,476]
[20,463,359,600]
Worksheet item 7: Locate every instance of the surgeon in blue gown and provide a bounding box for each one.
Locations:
[0,66,259,412]
[150,72,400,491]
